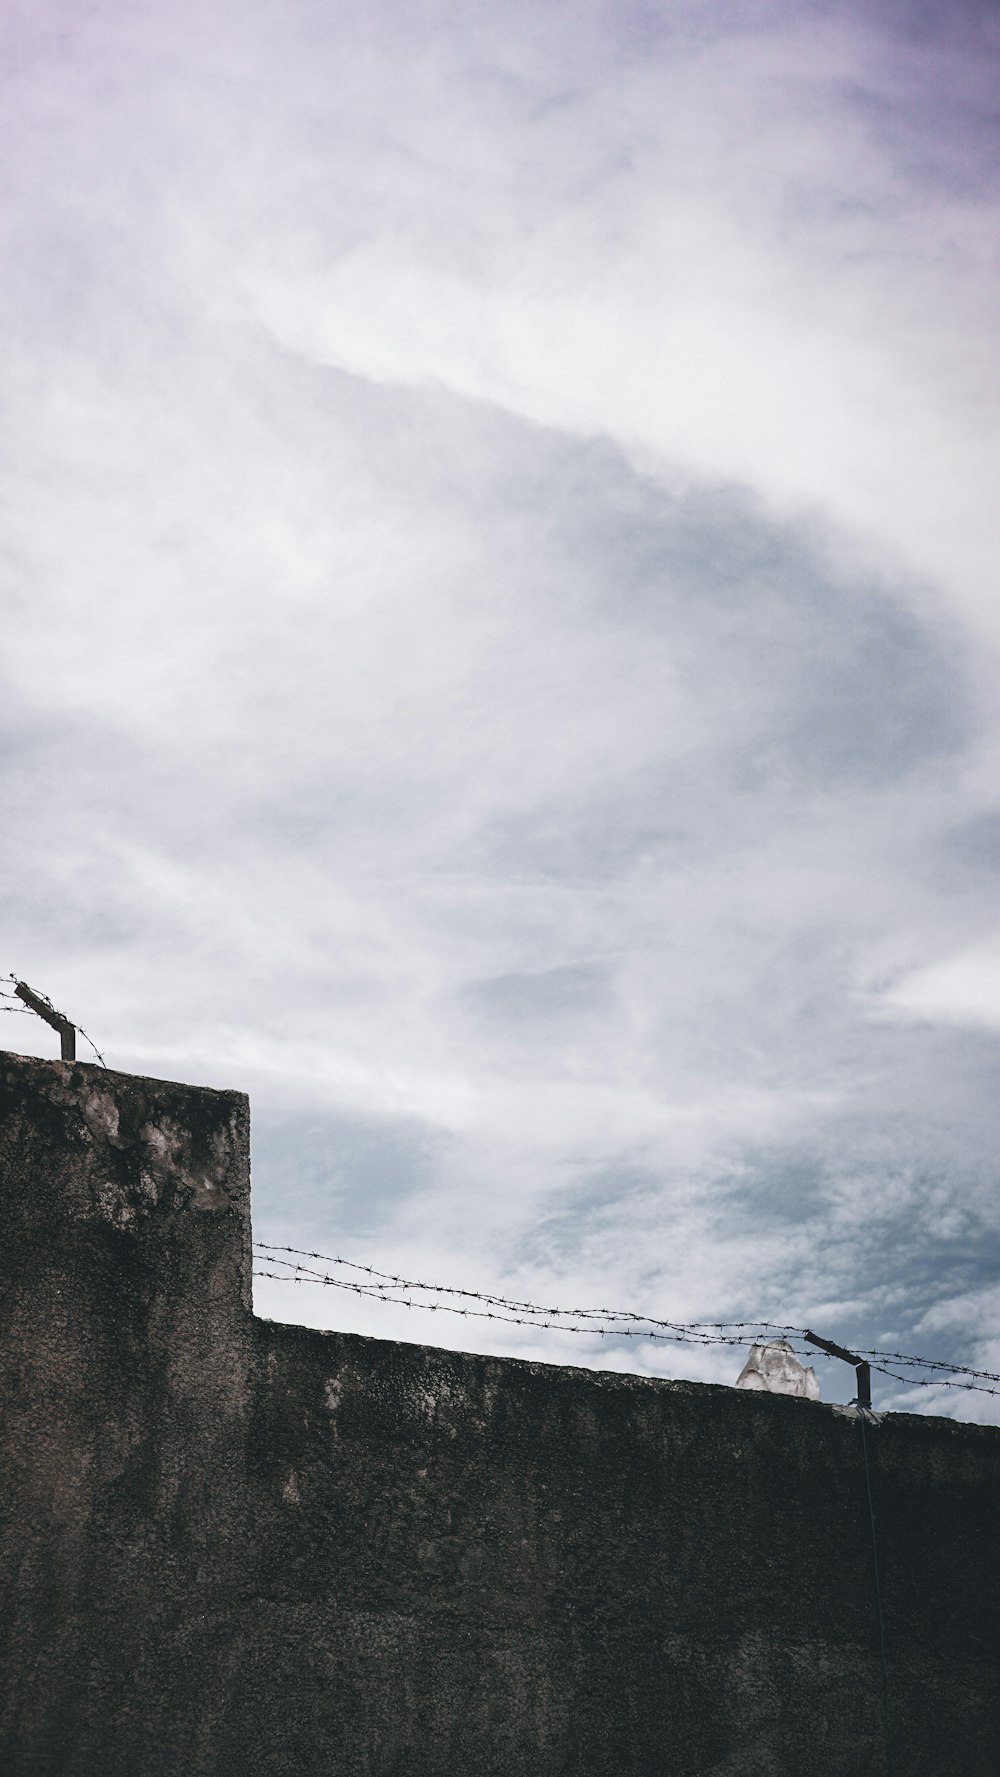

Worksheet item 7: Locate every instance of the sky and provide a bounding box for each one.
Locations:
[2,0,999,1419]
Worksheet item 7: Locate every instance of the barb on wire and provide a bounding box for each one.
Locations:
[251,1242,1000,1398]
[75,1024,107,1067]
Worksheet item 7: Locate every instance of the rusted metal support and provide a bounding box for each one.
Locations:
[804,1329,872,1410]
[14,981,76,1062]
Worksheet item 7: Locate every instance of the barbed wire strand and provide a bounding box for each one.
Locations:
[252,1242,1000,1397]
[255,1252,797,1343]
[254,1264,779,1348]
[254,1243,804,1334]
[75,1025,107,1067]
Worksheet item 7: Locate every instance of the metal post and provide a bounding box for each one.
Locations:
[803,1329,872,1410]
[804,1328,889,1769]
[14,981,76,1063]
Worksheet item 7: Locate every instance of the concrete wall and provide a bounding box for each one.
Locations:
[1,1051,997,1777]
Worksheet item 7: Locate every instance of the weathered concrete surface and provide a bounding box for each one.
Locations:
[1,1052,997,1776]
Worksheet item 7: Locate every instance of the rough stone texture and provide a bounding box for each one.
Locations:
[1,1051,997,1777]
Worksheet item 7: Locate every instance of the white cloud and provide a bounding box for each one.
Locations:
[2,0,999,1422]
[882,939,1000,1030]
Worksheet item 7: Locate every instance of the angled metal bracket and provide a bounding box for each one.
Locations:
[14,980,76,1061]
[803,1329,872,1411]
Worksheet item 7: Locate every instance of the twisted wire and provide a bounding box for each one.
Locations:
[253,1243,999,1397]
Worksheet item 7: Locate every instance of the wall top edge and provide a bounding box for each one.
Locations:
[0,1046,249,1104]
[253,1315,1000,1442]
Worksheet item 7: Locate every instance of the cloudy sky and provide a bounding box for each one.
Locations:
[3,0,999,1418]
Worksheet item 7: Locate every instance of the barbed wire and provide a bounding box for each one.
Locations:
[77,1026,107,1066]
[2,974,106,1066]
[255,1244,802,1339]
[252,1242,1000,1397]
[253,1263,772,1348]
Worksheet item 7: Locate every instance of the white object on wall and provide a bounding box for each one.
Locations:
[735,1339,820,1400]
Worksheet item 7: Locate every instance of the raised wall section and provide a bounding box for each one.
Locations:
[1,1052,997,1776]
